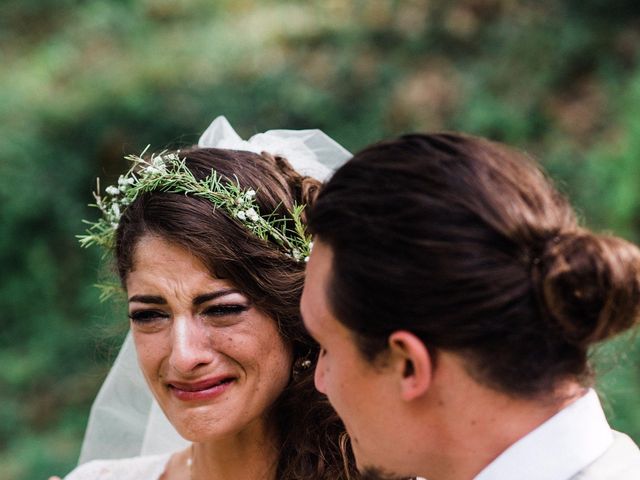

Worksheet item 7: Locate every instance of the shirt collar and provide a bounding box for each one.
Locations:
[474,389,613,480]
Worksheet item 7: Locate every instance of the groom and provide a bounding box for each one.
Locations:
[300,133,640,480]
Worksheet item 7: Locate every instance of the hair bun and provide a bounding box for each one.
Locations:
[299,177,321,207]
[537,232,640,347]
[269,154,322,220]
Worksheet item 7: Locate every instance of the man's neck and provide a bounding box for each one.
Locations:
[414,353,585,480]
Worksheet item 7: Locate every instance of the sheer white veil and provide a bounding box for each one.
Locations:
[78,116,351,463]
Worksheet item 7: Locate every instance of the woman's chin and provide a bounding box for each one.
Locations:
[166,404,260,443]
[171,421,230,443]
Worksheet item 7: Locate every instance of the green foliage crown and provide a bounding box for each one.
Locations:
[78,149,312,262]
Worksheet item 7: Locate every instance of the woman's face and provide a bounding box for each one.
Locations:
[126,235,293,442]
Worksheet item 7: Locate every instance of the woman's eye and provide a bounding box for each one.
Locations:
[203,304,248,317]
[128,310,168,323]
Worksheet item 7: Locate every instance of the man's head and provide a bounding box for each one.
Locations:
[302,237,424,478]
[301,133,640,476]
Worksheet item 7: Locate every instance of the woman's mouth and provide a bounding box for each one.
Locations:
[168,376,236,401]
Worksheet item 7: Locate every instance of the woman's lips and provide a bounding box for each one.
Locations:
[168,376,236,401]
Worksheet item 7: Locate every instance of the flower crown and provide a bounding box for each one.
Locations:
[78,148,312,262]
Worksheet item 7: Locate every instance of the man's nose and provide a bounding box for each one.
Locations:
[314,354,326,394]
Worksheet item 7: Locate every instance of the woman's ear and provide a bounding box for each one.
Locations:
[388,331,433,401]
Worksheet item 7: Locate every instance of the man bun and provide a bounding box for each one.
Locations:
[538,231,640,347]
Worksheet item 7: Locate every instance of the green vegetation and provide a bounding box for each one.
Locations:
[1,1,639,477]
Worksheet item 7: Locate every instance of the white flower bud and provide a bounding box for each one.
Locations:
[152,157,166,169]
[245,189,256,198]
[236,211,247,221]
[105,186,120,196]
[245,208,259,222]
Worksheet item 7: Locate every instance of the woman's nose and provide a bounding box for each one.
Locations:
[169,316,215,373]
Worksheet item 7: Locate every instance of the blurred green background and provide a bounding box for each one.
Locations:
[1,0,640,478]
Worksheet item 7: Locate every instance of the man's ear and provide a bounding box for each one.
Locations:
[388,331,432,401]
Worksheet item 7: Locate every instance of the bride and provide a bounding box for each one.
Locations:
[54,117,358,480]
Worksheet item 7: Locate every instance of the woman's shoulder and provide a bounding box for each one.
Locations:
[64,453,173,480]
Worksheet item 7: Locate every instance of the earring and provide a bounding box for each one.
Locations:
[292,356,313,379]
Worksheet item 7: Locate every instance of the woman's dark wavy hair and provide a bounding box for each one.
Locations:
[308,133,640,398]
[115,147,357,480]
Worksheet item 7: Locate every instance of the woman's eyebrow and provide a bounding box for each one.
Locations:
[128,295,166,304]
[193,289,242,306]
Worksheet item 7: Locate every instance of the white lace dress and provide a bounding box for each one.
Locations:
[64,453,172,480]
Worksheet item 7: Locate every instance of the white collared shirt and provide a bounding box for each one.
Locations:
[474,389,613,480]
